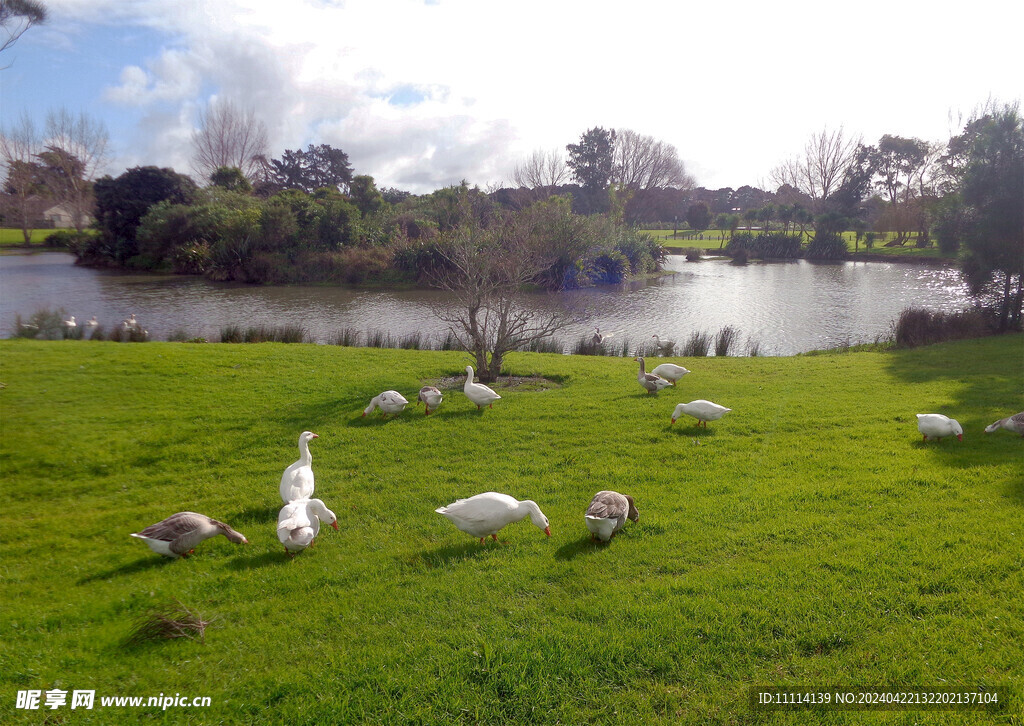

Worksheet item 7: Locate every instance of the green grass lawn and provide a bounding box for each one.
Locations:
[0,228,62,247]
[652,229,953,260]
[1,337,1022,724]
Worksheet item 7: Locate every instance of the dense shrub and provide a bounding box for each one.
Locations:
[804,233,849,260]
[591,250,629,284]
[616,229,662,274]
[725,232,801,259]
[892,307,991,347]
[44,230,94,249]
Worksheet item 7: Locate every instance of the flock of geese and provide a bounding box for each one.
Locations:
[129,335,1023,558]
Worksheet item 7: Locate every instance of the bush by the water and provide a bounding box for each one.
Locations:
[725,232,802,260]
[892,307,991,347]
[804,232,850,260]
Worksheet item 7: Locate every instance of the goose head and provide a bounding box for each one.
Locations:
[625,495,640,523]
[523,500,551,537]
[309,499,339,531]
[670,403,684,423]
[299,430,319,445]
[215,521,249,545]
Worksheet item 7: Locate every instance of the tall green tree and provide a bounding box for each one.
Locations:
[269,144,353,194]
[941,102,1024,330]
[93,166,197,262]
[566,127,616,194]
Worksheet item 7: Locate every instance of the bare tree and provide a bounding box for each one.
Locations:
[0,112,46,242]
[612,129,693,191]
[1,0,46,59]
[41,108,108,231]
[770,126,862,212]
[190,100,269,182]
[430,210,576,381]
[511,148,569,188]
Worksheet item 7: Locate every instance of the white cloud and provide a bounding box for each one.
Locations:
[24,0,1024,192]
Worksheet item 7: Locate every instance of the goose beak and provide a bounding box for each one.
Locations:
[311,433,319,439]
[361,412,366,417]
[544,526,551,537]
[241,537,249,544]
[957,434,963,441]
[670,418,676,424]
[331,521,339,531]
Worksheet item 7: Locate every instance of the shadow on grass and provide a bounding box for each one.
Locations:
[413,541,492,568]
[78,556,175,584]
[554,536,609,561]
[230,504,281,526]
[227,550,291,570]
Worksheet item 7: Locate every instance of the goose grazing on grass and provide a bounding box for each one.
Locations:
[635,357,672,394]
[464,366,501,409]
[585,491,639,542]
[131,512,248,558]
[363,390,409,418]
[917,414,963,442]
[417,385,443,415]
[985,412,1024,436]
[651,363,690,385]
[280,431,318,503]
[652,335,675,355]
[671,400,731,427]
[436,492,550,543]
[277,498,338,556]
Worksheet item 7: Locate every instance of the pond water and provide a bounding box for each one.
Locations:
[0,251,972,355]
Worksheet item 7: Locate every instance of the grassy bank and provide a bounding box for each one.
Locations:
[654,229,955,261]
[0,228,61,248]
[1,336,1022,724]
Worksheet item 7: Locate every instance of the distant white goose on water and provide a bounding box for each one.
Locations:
[585,490,639,542]
[63,315,76,328]
[131,512,249,558]
[280,431,318,503]
[652,335,675,355]
[985,412,1024,436]
[436,492,550,543]
[363,390,409,418]
[651,363,690,385]
[592,327,615,345]
[277,498,338,556]
[463,366,501,409]
[123,314,139,330]
[917,414,963,441]
[635,357,672,394]
[417,385,443,415]
[671,400,731,427]
[86,316,98,327]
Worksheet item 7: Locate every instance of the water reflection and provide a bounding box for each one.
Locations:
[0,252,972,355]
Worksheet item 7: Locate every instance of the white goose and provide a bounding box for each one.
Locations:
[63,315,77,329]
[280,431,318,504]
[463,366,501,409]
[652,335,675,355]
[671,400,731,427]
[635,357,672,394]
[917,414,963,442]
[436,492,550,543]
[651,363,690,385]
[585,491,639,542]
[131,512,249,558]
[592,327,615,345]
[417,386,444,415]
[277,498,338,556]
[985,412,1024,436]
[363,390,409,418]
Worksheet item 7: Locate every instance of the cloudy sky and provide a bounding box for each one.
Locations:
[3,0,1021,193]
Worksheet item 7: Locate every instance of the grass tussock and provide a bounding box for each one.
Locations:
[680,329,713,357]
[892,307,991,348]
[219,324,309,344]
[124,600,213,648]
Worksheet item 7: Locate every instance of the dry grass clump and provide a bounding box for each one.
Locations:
[124,600,213,647]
